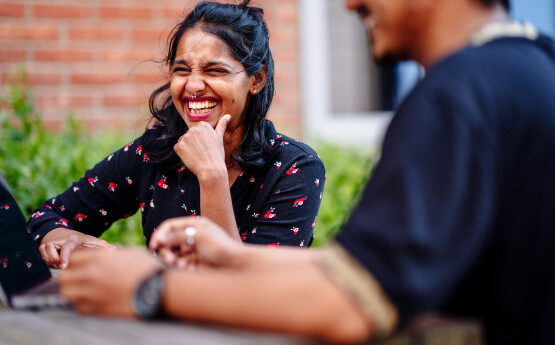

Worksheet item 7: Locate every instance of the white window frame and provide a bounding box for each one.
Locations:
[298,0,393,147]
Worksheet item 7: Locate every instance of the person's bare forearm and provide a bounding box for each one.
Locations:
[162,249,373,343]
[198,170,240,240]
[40,227,81,244]
[230,243,320,270]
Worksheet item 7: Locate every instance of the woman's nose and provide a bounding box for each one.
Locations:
[185,72,206,94]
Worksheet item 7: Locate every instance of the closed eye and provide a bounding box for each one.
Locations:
[206,68,229,76]
[171,67,191,75]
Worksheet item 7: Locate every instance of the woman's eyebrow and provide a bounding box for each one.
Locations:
[171,59,235,69]
[202,61,233,69]
[172,59,188,67]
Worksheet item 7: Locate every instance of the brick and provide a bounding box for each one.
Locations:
[132,28,169,41]
[71,72,125,84]
[269,31,295,45]
[33,4,91,18]
[163,6,190,20]
[0,3,25,17]
[36,49,92,62]
[61,94,95,107]
[0,49,26,62]
[103,94,146,107]
[35,95,59,108]
[102,48,154,62]
[274,72,297,84]
[100,6,151,19]
[69,27,124,40]
[130,72,166,84]
[278,5,297,22]
[0,24,58,40]
[273,49,298,62]
[27,73,61,85]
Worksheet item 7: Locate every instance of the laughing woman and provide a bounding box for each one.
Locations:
[27,0,325,269]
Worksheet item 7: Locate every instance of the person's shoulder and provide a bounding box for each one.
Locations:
[432,34,554,80]
[111,124,166,158]
[142,124,167,138]
[265,125,321,163]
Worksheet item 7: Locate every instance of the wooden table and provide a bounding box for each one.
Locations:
[0,308,318,345]
[0,307,484,345]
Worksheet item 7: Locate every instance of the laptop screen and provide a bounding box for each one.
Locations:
[0,173,52,303]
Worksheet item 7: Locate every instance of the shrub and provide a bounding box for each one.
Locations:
[312,142,376,247]
[0,68,144,245]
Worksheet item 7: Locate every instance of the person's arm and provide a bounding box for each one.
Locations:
[173,115,239,240]
[163,250,372,343]
[149,216,395,340]
[27,134,145,267]
[59,245,372,344]
[39,228,116,269]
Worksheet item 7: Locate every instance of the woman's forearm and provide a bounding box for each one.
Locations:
[40,227,82,244]
[197,169,240,240]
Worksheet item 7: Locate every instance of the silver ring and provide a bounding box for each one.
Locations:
[184,226,197,246]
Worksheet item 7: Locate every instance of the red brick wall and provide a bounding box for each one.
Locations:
[0,0,302,138]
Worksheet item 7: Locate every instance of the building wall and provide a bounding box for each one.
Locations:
[0,0,302,138]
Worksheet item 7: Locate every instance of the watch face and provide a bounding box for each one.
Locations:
[133,270,164,319]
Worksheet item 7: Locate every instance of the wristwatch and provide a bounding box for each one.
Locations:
[132,268,165,319]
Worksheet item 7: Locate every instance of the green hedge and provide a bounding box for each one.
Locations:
[0,70,144,245]
[312,143,375,246]
[1,71,377,247]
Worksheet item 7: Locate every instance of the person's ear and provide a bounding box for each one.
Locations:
[249,66,267,95]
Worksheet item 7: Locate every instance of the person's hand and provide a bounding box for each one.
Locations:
[58,248,162,317]
[39,228,117,269]
[149,216,243,270]
[174,115,231,179]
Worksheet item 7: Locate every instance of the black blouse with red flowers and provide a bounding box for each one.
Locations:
[27,121,326,247]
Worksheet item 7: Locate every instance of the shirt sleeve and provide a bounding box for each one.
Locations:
[242,147,326,248]
[336,81,498,323]
[27,133,148,242]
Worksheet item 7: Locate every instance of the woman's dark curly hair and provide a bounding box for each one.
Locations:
[144,0,275,171]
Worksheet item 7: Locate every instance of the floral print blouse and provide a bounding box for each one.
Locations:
[27,121,326,247]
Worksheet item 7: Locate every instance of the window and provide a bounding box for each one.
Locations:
[299,0,419,146]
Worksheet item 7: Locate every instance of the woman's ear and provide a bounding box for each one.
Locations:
[249,66,268,95]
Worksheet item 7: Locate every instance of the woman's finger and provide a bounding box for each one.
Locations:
[156,247,178,267]
[59,239,81,269]
[149,216,198,250]
[43,242,62,266]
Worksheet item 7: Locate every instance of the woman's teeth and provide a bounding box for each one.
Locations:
[188,101,217,114]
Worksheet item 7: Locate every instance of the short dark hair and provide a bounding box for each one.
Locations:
[478,0,510,10]
[145,0,275,170]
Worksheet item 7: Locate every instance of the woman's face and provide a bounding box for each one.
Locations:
[170,27,256,130]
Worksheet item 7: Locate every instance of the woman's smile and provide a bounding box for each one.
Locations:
[184,96,221,122]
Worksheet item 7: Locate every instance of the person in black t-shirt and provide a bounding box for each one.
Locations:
[57,0,555,344]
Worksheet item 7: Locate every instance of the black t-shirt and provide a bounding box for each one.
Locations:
[337,34,555,345]
[28,121,325,247]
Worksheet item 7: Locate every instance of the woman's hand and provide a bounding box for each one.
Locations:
[39,228,117,269]
[174,115,230,180]
[59,248,162,317]
[149,216,243,270]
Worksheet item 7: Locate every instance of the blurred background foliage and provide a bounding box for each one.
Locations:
[1,69,377,247]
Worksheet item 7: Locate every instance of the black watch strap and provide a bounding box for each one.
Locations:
[132,268,165,319]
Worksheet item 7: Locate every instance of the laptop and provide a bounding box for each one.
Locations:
[0,172,69,309]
